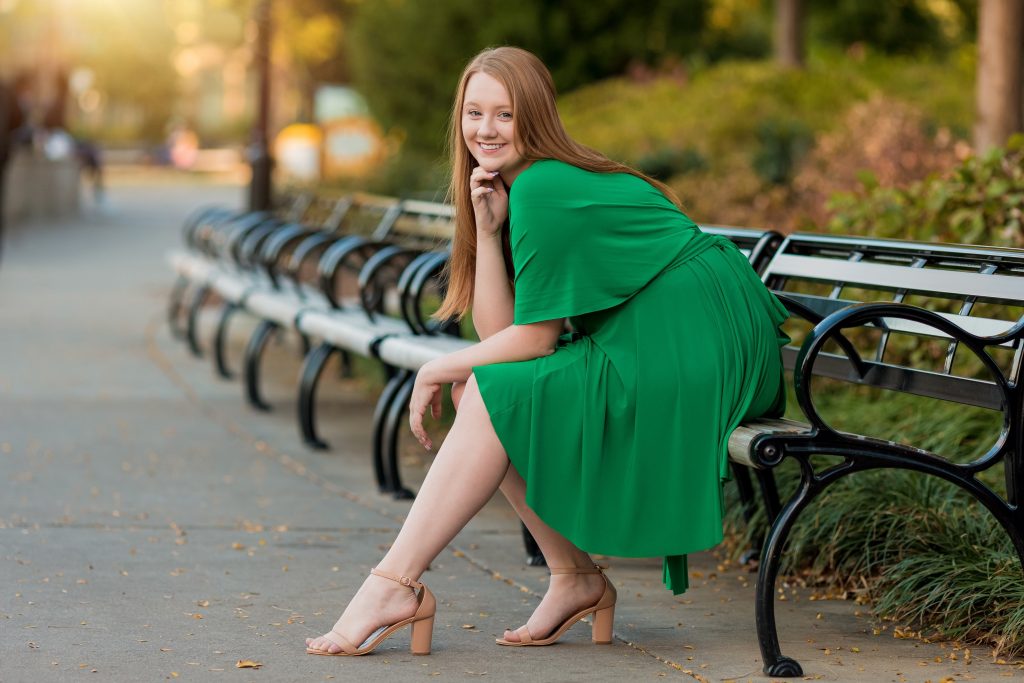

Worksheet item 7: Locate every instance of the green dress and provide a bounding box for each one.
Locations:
[473,159,789,594]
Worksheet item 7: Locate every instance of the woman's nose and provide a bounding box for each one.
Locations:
[478,116,496,137]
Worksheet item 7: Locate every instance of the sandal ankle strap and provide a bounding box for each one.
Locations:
[371,567,424,590]
[548,564,602,575]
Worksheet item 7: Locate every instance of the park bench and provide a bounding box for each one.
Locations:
[729,233,1024,676]
[167,195,460,443]
[168,200,1024,677]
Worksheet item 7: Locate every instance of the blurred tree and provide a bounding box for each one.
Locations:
[348,0,708,156]
[974,0,1023,151]
[211,0,356,119]
[274,0,357,119]
[774,0,803,68]
[72,3,179,142]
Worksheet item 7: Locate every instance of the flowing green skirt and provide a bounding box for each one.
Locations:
[474,234,789,594]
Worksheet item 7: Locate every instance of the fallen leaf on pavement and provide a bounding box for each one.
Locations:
[236,660,262,669]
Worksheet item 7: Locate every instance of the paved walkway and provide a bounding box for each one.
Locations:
[0,173,1017,682]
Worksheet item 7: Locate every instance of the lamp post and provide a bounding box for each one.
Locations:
[248,0,272,211]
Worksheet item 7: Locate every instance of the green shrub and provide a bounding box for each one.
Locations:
[634,147,708,181]
[825,135,1024,246]
[809,0,952,54]
[751,118,813,185]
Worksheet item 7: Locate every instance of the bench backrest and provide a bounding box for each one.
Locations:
[762,233,1024,410]
[701,225,783,274]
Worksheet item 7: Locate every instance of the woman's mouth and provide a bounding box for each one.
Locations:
[479,142,505,152]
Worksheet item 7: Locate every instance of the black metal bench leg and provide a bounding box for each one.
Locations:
[243,319,279,411]
[382,373,417,500]
[212,302,239,379]
[755,467,783,523]
[297,341,335,450]
[185,284,211,357]
[339,350,353,379]
[372,369,410,494]
[521,524,546,566]
[755,477,818,678]
[168,276,189,340]
[730,462,762,564]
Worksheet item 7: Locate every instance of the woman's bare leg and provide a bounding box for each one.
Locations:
[451,382,608,643]
[307,374,511,653]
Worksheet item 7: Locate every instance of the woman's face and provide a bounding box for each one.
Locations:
[461,72,530,183]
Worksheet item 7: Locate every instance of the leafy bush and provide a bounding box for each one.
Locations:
[347,0,708,157]
[751,118,813,185]
[825,135,1024,246]
[634,147,708,180]
[808,0,952,54]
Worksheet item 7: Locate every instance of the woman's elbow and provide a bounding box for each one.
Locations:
[526,331,559,358]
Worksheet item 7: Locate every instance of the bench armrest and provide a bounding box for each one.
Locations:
[792,300,1020,468]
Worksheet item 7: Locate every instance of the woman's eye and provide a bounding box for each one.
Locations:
[466,109,481,117]
[498,112,512,120]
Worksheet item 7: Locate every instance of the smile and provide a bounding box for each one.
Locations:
[479,143,505,151]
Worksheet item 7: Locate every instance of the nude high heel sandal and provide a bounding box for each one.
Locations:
[495,564,617,647]
[306,568,437,656]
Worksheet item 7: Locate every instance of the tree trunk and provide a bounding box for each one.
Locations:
[775,0,804,69]
[975,0,1024,152]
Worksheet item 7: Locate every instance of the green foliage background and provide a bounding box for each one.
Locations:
[348,0,708,158]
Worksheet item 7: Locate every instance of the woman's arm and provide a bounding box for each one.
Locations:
[408,318,563,449]
[424,318,562,384]
[468,167,514,339]
[472,230,514,339]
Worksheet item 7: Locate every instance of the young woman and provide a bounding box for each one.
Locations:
[305,46,789,657]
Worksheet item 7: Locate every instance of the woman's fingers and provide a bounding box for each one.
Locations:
[470,186,494,201]
[430,389,442,420]
[470,167,499,187]
[409,381,441,450]
[409,400,431,451]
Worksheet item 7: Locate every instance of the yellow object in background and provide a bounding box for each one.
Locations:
[321,116,384,179]
[274,123,323,182]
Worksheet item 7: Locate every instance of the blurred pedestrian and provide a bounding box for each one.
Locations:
[76,138,104,205]
[0,78,17,265]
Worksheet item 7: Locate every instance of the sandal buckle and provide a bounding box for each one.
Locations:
[400,576,412,586]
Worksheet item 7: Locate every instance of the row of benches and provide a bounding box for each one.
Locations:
[166,190,1024,677]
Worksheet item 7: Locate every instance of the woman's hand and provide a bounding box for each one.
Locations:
[470,166,508,237]
[408,363,444,451]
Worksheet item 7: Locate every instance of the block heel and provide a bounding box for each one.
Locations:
[592,604,614,644]
[410,614,434,655]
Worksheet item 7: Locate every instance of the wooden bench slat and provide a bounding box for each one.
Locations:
[782,292,1020,344]
[769,253,1024,302]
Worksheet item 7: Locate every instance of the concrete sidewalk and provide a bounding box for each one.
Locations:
[0,173,1017,682]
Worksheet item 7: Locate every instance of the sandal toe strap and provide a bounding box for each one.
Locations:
[322,629,358,654]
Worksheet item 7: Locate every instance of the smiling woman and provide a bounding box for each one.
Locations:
[304,46,790,660]
[461,72,531,183]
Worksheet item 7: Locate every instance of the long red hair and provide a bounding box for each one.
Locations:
[435,46,681,321]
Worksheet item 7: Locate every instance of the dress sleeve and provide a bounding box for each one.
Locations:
[509,161,698,325]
